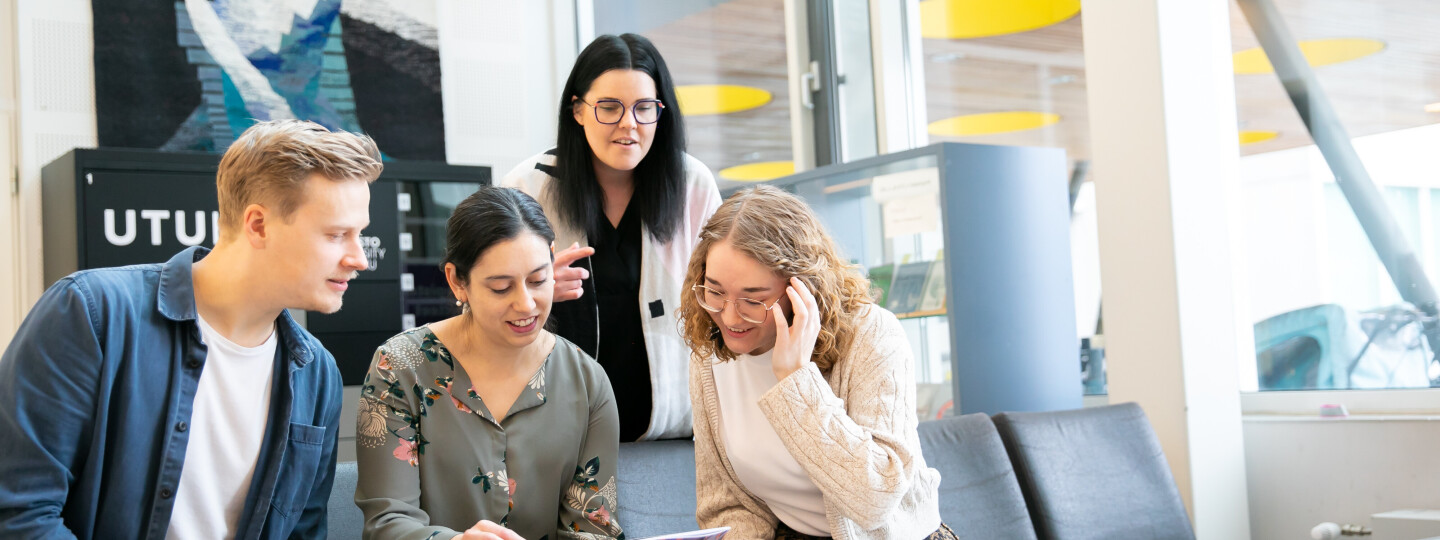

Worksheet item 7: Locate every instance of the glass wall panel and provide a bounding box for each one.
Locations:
[1233,0,1440,390]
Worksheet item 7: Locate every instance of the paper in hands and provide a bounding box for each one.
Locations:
[634,526,730,540]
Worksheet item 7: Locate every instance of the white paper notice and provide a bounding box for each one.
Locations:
[882,195,941,238]
[870,167,940,204]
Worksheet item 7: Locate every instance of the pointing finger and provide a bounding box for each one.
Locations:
[553,245,596,268]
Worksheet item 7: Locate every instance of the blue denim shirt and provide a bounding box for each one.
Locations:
[0,247,344,539]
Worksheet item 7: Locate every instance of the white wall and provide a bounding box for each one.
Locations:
[8,0,97,351]
[2,0,22,348]
[1243,417,1440,540]
[438,0,576,175]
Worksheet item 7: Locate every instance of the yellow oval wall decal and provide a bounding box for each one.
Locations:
[675,85,772,116]
[1233,38,1385,75]
[928,111,1060,136]
[919,0,1080,39]
[718,161,796,182]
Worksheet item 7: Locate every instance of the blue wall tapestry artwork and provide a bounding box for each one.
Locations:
[93,0,446,161]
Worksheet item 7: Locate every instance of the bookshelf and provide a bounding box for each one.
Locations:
[895,308,947,320]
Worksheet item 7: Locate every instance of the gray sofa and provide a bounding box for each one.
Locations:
[327,403,1190,539]
[329,461,364,540]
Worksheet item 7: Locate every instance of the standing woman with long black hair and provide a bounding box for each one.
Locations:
[500,33,721,442]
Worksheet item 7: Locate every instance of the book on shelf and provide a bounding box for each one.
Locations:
[886,261,931,314]
[917,259,946,312]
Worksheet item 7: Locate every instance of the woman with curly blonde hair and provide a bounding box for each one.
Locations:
[678,185,951,540]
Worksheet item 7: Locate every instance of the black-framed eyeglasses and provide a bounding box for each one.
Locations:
[692,284,782,324]
[578,98,665,125]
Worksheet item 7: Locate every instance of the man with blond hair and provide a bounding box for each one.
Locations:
[0,120,383,539]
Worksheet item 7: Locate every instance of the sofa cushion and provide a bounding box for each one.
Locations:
[617,439,700,539]
[993,403,1194,540]
[328,461,364,540]
[919,414,1038,540]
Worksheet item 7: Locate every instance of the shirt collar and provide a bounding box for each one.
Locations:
[156,246,314,367]
[157,246,206,322]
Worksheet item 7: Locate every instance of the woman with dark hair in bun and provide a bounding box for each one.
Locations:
[501,33,721,442]
[355,186,622,540]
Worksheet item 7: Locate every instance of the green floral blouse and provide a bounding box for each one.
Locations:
[354,327,624,540]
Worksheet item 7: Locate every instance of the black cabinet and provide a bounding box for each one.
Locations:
[393,178,493,329]
[42,148,489,384]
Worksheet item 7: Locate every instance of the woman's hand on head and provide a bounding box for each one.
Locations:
[453,520,527,540]
[552,242,595,302]
[771,277,821,381]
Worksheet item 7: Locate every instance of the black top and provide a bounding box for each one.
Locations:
[583,205,652,442]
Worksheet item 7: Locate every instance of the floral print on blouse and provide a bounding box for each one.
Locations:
[354,326,624,540]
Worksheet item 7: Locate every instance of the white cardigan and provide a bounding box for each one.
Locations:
[499,150,722,440]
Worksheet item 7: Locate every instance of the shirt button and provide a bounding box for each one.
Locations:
[160,487,173,499]
[175,421,188,432]
[187,359,200,369]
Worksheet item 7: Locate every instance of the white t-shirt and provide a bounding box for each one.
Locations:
[166,315,277,540]
[711,349,830,536]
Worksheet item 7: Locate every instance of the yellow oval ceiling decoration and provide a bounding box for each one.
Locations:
[928,111,1060,137]
[1239,130,1279,145]
[675,85,772,116]
[1232,38,1385,75]
[919,0,1080,40]
[719,161,795,182]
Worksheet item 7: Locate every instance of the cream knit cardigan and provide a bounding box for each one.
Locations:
[691,304,943,540]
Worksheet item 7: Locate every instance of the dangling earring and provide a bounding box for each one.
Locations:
[455,299,469,314]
